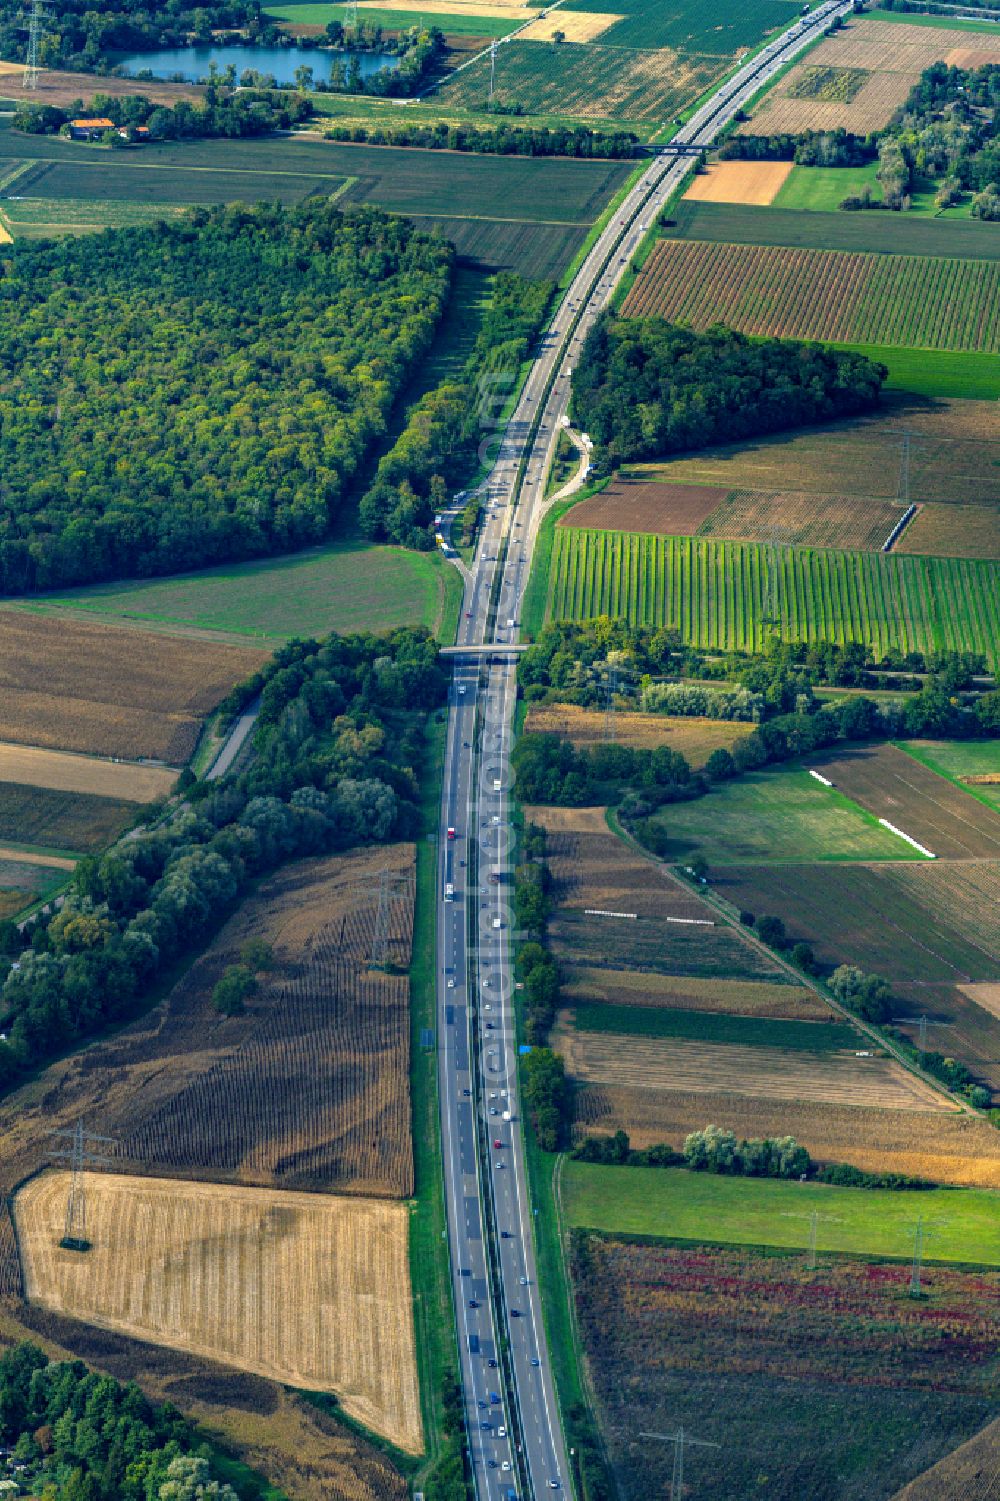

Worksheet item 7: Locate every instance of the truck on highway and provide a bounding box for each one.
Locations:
[444,883,455,901]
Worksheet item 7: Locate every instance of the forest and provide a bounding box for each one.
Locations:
[359,273,552,546]
[0,627,446,1091]
[719,126,876,165]
[0,201,453,593]
[0,1341,249,1499]
[0,0,256,70]
[570,318,886,467]
[324,121,639,159]
[880,61,1000,215]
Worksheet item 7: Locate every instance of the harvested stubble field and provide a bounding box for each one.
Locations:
[545,529,1000,666]
[893,1418,1000,1501]
[745,65,916,133]
[0,742,176,802]
[713,861,1000,982]
[812,743,1000,859]
[560,477,727,534]
[0,60,203,108]
[570,1232,1000,1501]
[561,967,827,1019]
[697,489,905,551]
[16,1171,422,1453]
[624,240,1000,354]
[630,396,1000,507]
[523,703,753,764]
[0,783,138,854]
[898,503,1000,561]
[572,1085,1000,1185]
[553,1024,947,1111]
[809,15,1000,73]
[0,613,265,762]
[549,908,788,981]
[436,40,726,121]
[682,159,792,205]
[639,764,909,864]
[0,847,416,1204]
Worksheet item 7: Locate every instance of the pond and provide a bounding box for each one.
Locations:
[113,43,399,88]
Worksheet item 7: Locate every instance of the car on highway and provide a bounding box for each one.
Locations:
[469,1299,479,1308]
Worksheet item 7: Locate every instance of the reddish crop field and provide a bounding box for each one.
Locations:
[562,479,727,535]
[573,1232,1000,1501]
[623,239,1000,353]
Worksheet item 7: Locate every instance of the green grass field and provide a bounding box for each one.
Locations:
[772,163,976,220]
[29,542,462,642]
[267,1,519,34]
[661,198,1000,260]
[569,1002,856,1050]
[638,764,918,865]
[569,0,803,53]
[831,343,1000,400]
[436,40,727,123]
[546,529,1000,664]
[899,739,1000,812]
[869,3,1000,30]
[562,1162,1000,1265]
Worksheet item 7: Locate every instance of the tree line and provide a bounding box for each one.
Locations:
[324,121,638,159]
[359,273,552,547]
[882,60,1000,217]
[0,0,255,71]
[0,202,453,595]
[572,319,886,470]
[0,1341,248,1499]
[0,629,446,1091]
[719,126,876,166]
[12,88,313,142]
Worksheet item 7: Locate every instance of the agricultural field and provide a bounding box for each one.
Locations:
[34,540,461,644]
[562,1162,1000,1262]
[572,1084,1000,1185]
[623,240,1000,354]
[0,783,140,855]
[810,743,1000,859]
[0,59,203,108]
[569,1232,1000,1500]
[0,855,70,916]
[901,740,1000,811]
[545,529,1000,665]
[16,1171,422,1453]
[523,703,754,764]
[568,0,805,52]
[561,967,828,1019]
[894,1420,1000,1501]
[566,1001,858,1050]
[268,0,525,35]
[630,395,1000,507]
[898,503,1000,561]
[0,743,177,802]
[891,982,1000,1094]
[0,613,265,763]
[560,478,727,534]
[550,906,795,981]
[661,197,1000,260]
[436,39,727,122]
[553,1026,947,1111]
[696,490,906,551]
[713,861,1000,982]
[0,846,416,1203]
[638,764,915,865]
[0,195,191,239]
[785,64,869,103]
[682,159,792,205]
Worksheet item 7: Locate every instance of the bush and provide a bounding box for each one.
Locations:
[755,914,787,949]
[212,963,257,1015]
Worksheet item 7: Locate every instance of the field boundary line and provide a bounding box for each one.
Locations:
[603,805,979,1114]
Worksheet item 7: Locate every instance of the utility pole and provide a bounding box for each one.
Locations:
[896,1015,954,1055]
[24,0,44,90]
[640,1428,721,1500]
[909,1216,926,1297]
[488,37,497,105]
[362,868,411,971]
[603,662,619,744]
[50,1121,119,1251]
[782,1209,842,1271]
[898,430,911,508]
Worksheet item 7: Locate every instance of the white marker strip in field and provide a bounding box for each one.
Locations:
[809,769,834,787]
[878,818,936,858]
[584,908,637,919]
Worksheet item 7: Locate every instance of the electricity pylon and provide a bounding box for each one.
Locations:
[603,663,619,744]
[907,1216,945,1297]
[488,38,498,104]
[362,868,412,970]
[50,1120,118,1250]
[24,0,45,89]
[782,1209,842,1271]
[895,1014,954,1055]
[640,1428,721,1500]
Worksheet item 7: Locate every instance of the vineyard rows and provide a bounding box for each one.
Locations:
[547,528,1000,664]
[624,240,1000,353]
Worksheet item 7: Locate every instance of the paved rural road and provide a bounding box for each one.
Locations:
[434,5,854,1496]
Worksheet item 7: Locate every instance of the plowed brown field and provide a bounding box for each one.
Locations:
[16,1171,422,1453]
[561,967,829,1019]
[561,478,727,534]
[697,489,904,551]
[0,613,266,762]
[897,503,1000,561]
[573,1084,1000,1186]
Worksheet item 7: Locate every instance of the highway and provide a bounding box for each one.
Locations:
[433,5,854,1497]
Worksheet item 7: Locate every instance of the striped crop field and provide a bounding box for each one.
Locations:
[546,529,1000,664]
[623,240,1000,353]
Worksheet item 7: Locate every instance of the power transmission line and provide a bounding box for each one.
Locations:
[782,1209,842,1271]
[640,1428,721,1500]
[24,0,44,89]
[50,1120,119,1251]
[895,1014,954,1055]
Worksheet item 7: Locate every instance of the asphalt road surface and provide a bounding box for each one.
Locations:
[434,7,854,1496]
